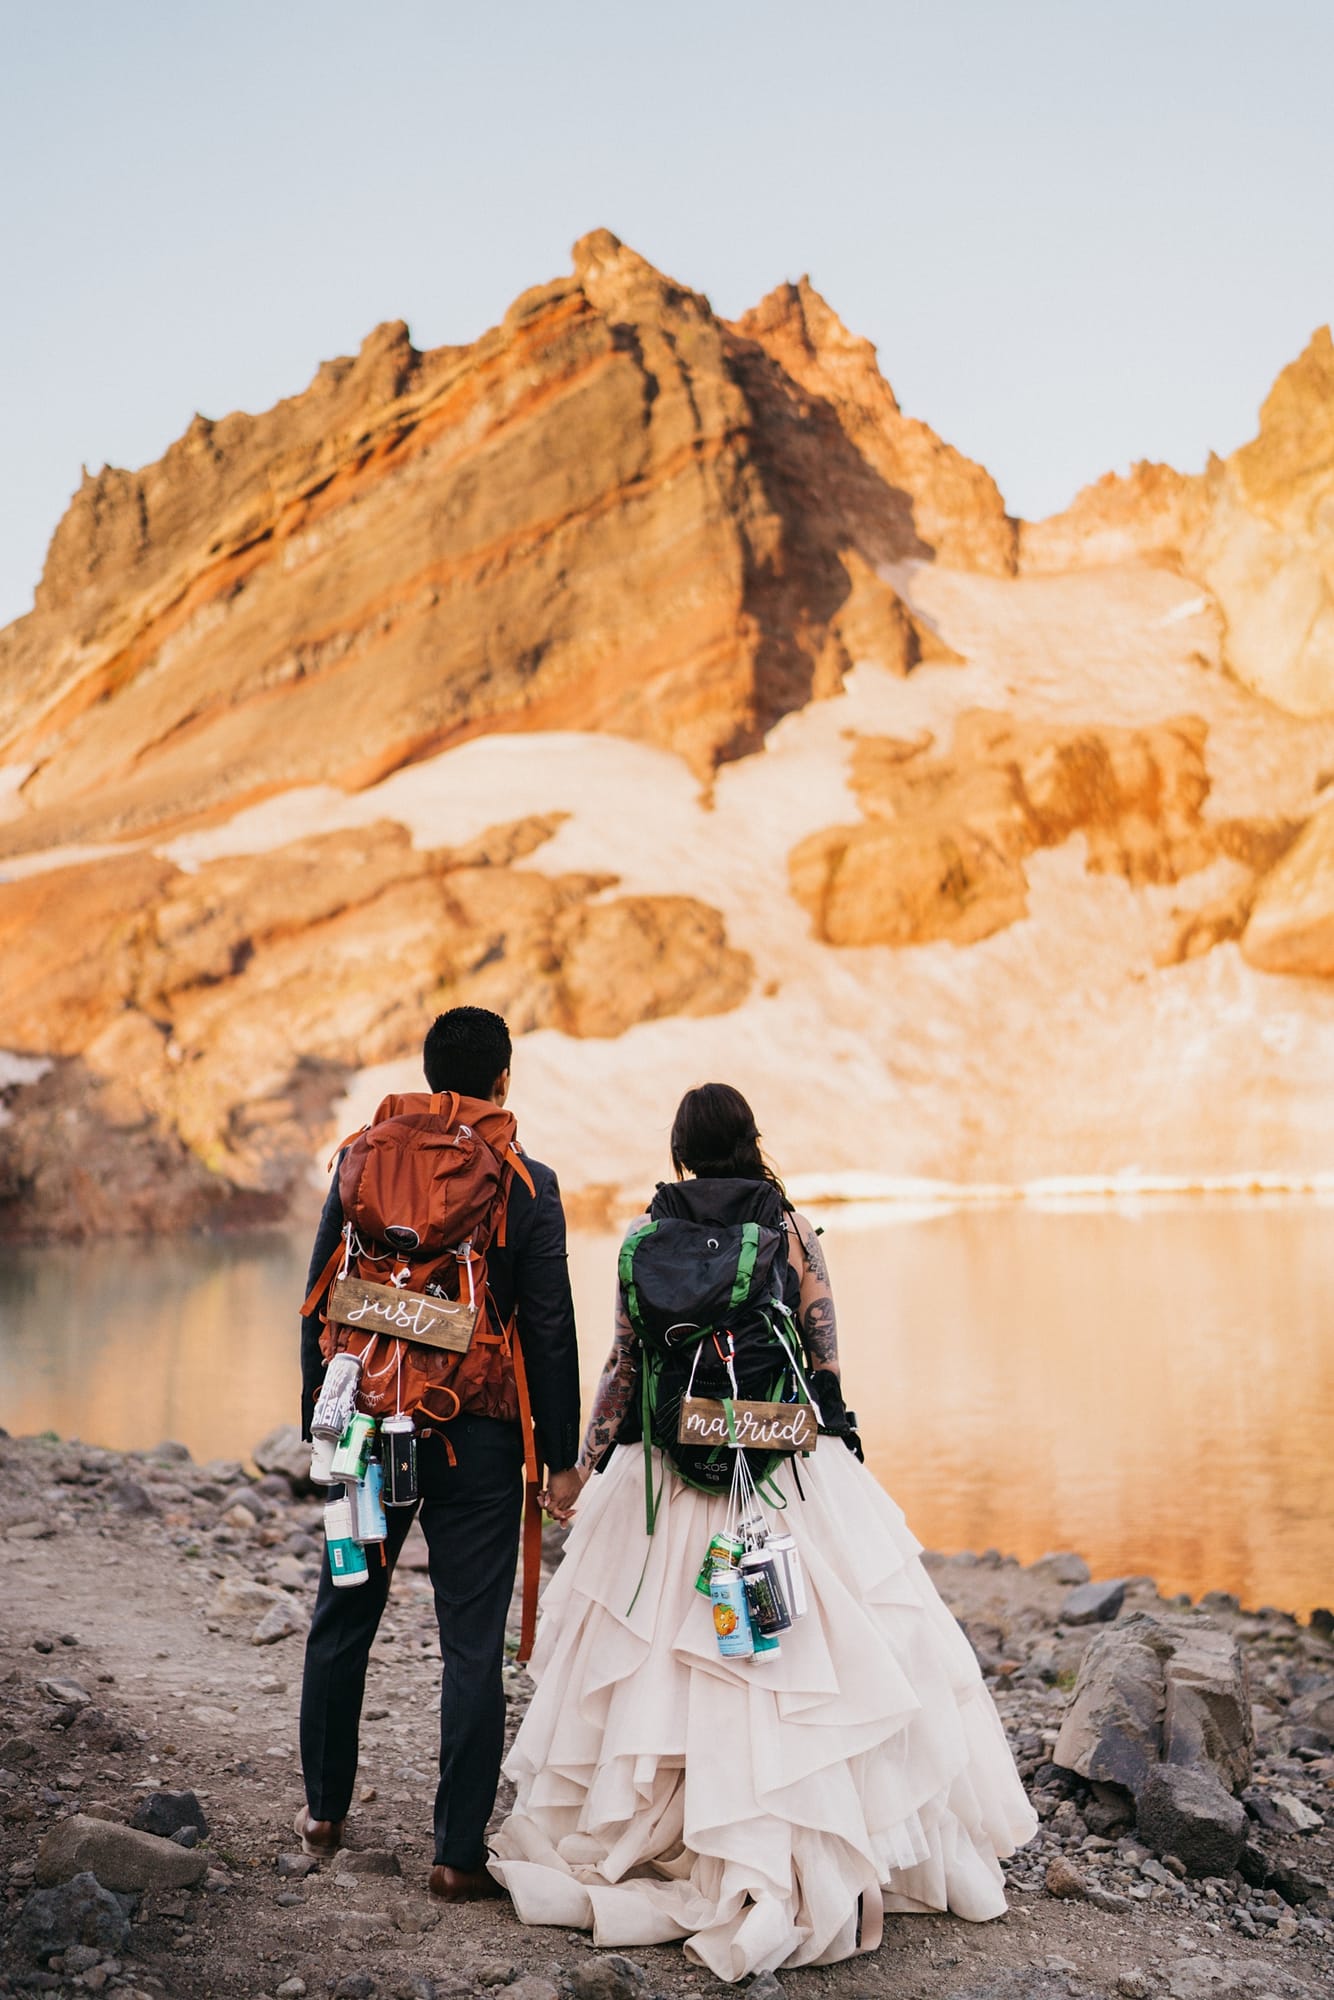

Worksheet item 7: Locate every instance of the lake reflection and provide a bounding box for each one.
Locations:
[1,1203,1330,1615]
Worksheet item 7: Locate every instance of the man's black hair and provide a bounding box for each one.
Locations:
[422,1007,513,1099]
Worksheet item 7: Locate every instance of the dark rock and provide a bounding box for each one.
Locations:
[393,1981,440,2000]
[469,1963,518,1988]
[36,1814,208,1891]
[12,1871,130,1963]
[1061,1578,1127,1624]
[276,1851,317,1878]
[252,1425,314,1494]
[1197,1591,1240,1615]
[1052,1621,1164,1790]
[1242,1785,1290,1831]
[35,1679,90,1708]
[1266,1857,1329,1904]
[336,1847,401,1876]
[1043,1856,1086,1898]
[1309,1607,1334,1639]
[332,1978,377,2000]
[745,1977,785,2000]
[169,1825,199,1846]
[107,1477,155,1514]
[571,1959,649,2000]
[149,1440,193,1463]
[130,1790,208,1840]
[1029,1551,1091,1586]
[1136,1764,1247,1876]
[1084,1779,1134,1835]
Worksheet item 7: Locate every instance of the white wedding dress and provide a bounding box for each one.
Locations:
[490,1442,1038,1979]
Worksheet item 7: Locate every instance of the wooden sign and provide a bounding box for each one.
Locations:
[328,1276,476,1354]
[678,1397,818,1454]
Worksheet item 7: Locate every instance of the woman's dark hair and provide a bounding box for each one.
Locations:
[669,1082,785,1194]
[423,1006,512,1099]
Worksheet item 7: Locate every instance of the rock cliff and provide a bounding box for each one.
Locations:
[5,241,1334,1236]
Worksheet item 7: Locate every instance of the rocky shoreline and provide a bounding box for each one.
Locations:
[1,1427,1331,2000]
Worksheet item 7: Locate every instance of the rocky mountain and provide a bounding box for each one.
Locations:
[3,236,1334,1239]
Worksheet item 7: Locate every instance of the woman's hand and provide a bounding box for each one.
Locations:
[540,1466,585,1523]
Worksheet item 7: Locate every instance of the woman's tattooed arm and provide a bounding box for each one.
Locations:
[789,1212,840,1375]
[577,1229,644,1469]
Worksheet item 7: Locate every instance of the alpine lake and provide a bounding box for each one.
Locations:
[1,1197,1331,1618]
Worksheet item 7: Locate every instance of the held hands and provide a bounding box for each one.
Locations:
[539,1464,587,1524]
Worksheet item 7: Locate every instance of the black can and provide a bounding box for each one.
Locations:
[740,1551,793,1635]
[381,1415,418,1507]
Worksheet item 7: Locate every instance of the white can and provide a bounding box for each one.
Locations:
[765,1531,807,1619]
[309,1433,338,1484]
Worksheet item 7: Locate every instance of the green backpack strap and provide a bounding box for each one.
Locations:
[618,1219,657,1338]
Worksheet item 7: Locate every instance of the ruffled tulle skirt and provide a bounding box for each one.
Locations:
[489,1445,1037,1979]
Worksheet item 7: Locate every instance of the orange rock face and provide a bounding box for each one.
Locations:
[0,234,1002,859]
[788,712,1277,948]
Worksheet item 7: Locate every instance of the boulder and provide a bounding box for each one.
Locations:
[36,1814,209,1891]
[1161,1622,1254,1791]
[12,1871,130,1963]
[1029,1552,1091,1587]
[130,1789,208,1840]
[1052,1621,1164,1792]
[1053,1612,1252,1798]
[209,1576,280,1621]
[252,1423,314,1493]
[1135,1764,1247,1877]
[251,1601,303,1645]
[1061,1578,1127,1625]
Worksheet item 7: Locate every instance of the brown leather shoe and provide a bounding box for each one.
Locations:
[428,1862,504,1902]
[294,1805,345,1858]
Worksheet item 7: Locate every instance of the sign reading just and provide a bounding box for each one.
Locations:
[328,1276,477,1354]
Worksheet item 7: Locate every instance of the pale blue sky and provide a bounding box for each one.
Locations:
[2,1,1332,628]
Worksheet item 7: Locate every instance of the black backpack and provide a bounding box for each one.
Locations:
[618,1178,809,1527]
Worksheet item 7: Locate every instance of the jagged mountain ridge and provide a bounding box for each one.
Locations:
[4,235,1334,1240]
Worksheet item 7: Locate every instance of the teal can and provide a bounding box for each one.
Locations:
[709,1565,754,1659]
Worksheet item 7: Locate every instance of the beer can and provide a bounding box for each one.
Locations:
[330,1410,377,1480]
[324,1493,368,1588]
[381,1413,418,1508]
[764,1531,807,1619]
[709,1565,754,1659]
[308,1432,338,1484]
[751,1626,782,1661]
[740,1549,792,1635]
[694,1531,744,1596]
[312,1351,363,1439]
[348,1459,387,1545]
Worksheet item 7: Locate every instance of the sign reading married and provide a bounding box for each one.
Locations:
[328,1276,477,1354]
[678,1397,818,1454]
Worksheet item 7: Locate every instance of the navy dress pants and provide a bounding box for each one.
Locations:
[299,1416,524,1869]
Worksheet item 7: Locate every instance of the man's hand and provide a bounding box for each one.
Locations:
[540,1466,585,1524]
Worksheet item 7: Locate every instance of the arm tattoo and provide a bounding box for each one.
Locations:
[800,1294,839,1369]
[798,1219,829,1286]
[578,1257,641,1468]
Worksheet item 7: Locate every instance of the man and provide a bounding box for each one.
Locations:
[295,1006,582,1900]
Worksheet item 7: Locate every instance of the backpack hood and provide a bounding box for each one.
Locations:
[649,1177,787,1230]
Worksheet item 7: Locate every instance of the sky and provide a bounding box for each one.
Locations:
[1,0,1332,628]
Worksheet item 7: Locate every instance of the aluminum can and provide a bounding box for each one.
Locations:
[311,1351,362,1439]
[764,1531,807,1619]
[330,1411,377,1481]
[381,1413,419,1508]
[694,1531,745,1596]
[709,1565,754,1659]
[740,1549,792,1635]
[348,1459,387,1545]
[324,1493,368,1588]
[751,1626,782,1661]
[308,1432,338,1484]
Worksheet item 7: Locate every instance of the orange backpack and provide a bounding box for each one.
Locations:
[301,1089,544,1658]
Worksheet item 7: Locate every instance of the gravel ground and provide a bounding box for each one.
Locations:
[1,1430,1330,2000]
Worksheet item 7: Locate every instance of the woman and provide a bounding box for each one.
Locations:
[490,1085,1036,1978]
